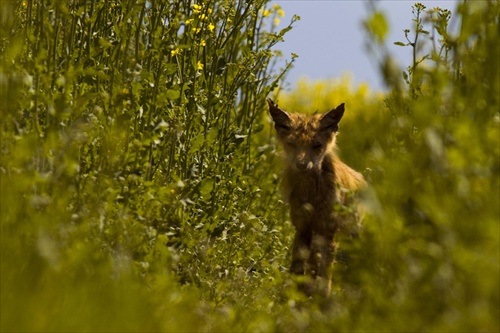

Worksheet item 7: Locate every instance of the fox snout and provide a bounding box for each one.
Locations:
[295,159,314,171]
[291,151,318,172]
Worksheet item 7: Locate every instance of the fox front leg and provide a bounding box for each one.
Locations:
[289,227,312,275]
[290,227,317,296]
[310,233,337,297]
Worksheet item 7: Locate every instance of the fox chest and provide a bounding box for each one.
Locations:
[285,174,338,212]
[286,178,339,232]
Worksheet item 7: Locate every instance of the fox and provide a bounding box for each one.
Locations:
[267,98,366,298]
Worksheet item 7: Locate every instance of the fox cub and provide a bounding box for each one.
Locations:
[267,98,366,297]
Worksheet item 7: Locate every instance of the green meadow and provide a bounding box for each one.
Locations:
[1,1,498,331]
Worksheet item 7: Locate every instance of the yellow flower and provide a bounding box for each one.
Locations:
[200,13,206,20]
[273,18,280,26]
[21,1,27,7]
[197,61,204,70]
[192,4,202,14]
[200,40,206,47]
[273,4,280,10]
[208,23,215,32]
[277,8,285,17]
[191,27,201,34]
[171,48,180,56]
[185,19,194,25]
[262,9,271,17]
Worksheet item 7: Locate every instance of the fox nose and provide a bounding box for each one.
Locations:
[296,160,313,171]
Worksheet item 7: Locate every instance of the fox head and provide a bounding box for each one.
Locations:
[267,98,344,172]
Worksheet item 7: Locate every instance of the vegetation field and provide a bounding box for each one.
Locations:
[1,1,498,331]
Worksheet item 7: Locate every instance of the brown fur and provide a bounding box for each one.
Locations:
[267,98,366,297]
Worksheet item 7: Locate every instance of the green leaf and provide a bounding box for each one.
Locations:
[189,132,205,154]
[164,63,178,75]
[166,89,180,100]
[402,71,409,82]
[365,11,389,44]
[199,179,214,199]
[252,124,264,134]
[206,127,218,147]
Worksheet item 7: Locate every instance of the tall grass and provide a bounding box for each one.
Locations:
[1,0,297,330]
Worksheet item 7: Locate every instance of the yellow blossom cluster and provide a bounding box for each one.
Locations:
[171,3,220,71]
[260,4,285,26]
[186,3,216,35]
[192,4,202,14]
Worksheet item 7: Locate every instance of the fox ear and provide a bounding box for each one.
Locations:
[320,103,345,132]
[267,98,291,130]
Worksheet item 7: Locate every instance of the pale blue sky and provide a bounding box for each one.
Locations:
[273,1,460,91]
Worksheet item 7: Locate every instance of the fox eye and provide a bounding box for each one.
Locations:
[312,143,323,150]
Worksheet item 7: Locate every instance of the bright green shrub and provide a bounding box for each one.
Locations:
[1,0,297,330]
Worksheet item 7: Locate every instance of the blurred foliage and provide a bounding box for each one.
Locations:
[1,0,499,332]
[354,2,499,331]
[270,1,499,330]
